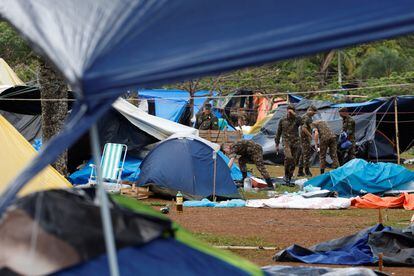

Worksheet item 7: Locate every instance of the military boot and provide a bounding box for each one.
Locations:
[297,167,305,177]
[320,168,325,175]
[305,167,312,177]
[262,178,275,190]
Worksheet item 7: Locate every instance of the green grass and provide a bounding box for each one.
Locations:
[193,232,274,247]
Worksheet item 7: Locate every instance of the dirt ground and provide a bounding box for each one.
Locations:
[142,165,414,275]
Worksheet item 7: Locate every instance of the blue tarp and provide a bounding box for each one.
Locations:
[68,158,142,185]
[137,137,239,199]
[183,198,246,208]
[3,0,414,221]
[305,159,414,197]
[57,238,250,276]
[275,224,391,265]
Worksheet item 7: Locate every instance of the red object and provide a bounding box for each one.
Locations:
[250,177,268,188]
[351,193,414,210]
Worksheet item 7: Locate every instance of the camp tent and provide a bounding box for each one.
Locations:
[0,189,261,275]
[0,115,71,196]
[137,134,240,200]
[253,95,414,164]
[0,58,24,87]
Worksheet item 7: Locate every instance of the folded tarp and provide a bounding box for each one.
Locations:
[246,196,351,209]
[262,265,378,276]
[274,224,390,265]
[68,158,142,184]
[183,198,246,208]
[305,159,414,197]
[351,193,414,210]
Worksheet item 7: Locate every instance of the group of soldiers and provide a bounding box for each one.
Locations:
[223,104,356,189]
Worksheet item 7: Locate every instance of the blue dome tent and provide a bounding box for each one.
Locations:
[137,135,240,200]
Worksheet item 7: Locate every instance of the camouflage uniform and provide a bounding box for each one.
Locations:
[311,121,339,169]
[275,112,302,179]
[230,140,270,179]
[342,115,356,159]
[195,112,219,130]
[299,113,313,170]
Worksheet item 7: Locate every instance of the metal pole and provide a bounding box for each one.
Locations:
[394,97,401,164]
[90,124,120,276]
[337,50,342,86]
[212,151,217,202]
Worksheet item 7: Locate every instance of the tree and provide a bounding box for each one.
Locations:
[39,60,68,175]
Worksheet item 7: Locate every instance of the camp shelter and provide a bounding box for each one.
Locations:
[137,134,240,200]
[0,115,71,196]
[0,58,24,87]
[0,189,261,275]
[253,95,414,164]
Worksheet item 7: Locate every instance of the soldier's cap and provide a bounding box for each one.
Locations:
[204,103,212,110]
[287,104,295,111]
[308,105,317,112]
[338,107,348,113]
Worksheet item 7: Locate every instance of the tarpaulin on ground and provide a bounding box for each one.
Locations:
[262,265,377,276]
[274,224,390,265]
[246,196,351,209]
[2,0,414,223]
[183,198,246,208]
[351,193,414,210]
[305,159,414,197]
[68,158,142,185]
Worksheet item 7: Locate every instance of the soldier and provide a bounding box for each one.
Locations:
[311,120,339,174]
[275,104,302,185]
[339,107,356,162]
[298,105,317,177]
[195,103,219,130]
[222,140,274,189]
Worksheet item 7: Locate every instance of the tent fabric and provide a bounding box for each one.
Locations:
[245,196,351,209]
[305,159,414,197]
[0,190,261,275]
[274,224,390,265]
[0,115,71,196]
[262,266,377,276]
[351,193,414,210]
[0,110,41,143]
[137,137,239,200]
[0,58,24,86]
[2,1,414,218]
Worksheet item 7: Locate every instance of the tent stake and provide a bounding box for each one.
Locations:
[394,97,400,164]
[90,125,120,276]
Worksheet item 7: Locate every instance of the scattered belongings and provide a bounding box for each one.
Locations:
[0,190,261,275]
[183,198,246,208]
[121,185,152,200]
[275,223,414,266]
[305,159,414,197]
[246,196,350,210]
[351,193,414,210]
[262,265,379,276]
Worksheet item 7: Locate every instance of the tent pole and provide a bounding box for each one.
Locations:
[90,124,120,276]
[394,97,400,164]
[212,151,217,202]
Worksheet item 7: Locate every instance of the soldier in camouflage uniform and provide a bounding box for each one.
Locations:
[311,120,339,174]
[339,107,356,163]
[195,103,219,130]
[298,105,317,177]
[222,140,273,189]
[275,104,302,185]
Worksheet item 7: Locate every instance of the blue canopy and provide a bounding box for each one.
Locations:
[305,159,414,197]
[137,137,240,199]
[2,0,414,212]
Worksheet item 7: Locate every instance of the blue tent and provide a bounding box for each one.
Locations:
[137,137,240,199]
[305,159,414,197]
[2,0,414,222]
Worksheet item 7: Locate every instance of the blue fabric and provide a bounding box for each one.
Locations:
[55,238,249,276]
[32,138,42,152]
[278,224,390,265]
[305,159,414,197]
[137,138,239,198]
[218,151,244,181]
[69,158,142,184]
[2,0,414,215]
[183,198,246,208]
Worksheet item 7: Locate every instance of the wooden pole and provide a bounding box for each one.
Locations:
[378,253,384,272]
[378,208,383,224]
[394,97,401,164]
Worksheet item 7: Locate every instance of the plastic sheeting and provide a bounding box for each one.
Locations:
[246,196,351,209]
[183,198,246,208]
[351,193,414,210]
[0,115,71,196]
[2,0,414,218]
[262,266,377,276]
[305,159,414,197]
